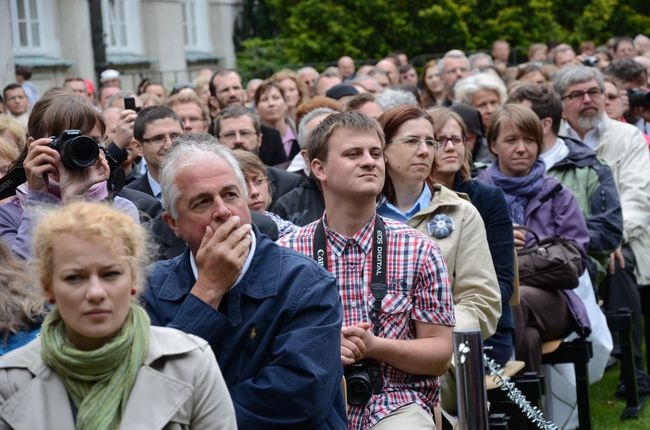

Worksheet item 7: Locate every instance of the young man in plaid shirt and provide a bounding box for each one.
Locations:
[278,112,455,429]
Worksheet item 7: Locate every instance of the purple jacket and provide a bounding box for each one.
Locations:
[479,173,592,337]
[0,190,139,259]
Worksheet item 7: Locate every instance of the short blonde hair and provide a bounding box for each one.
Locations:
[32,201,150,294]
[0,240,46,342]
[0,136,20,165]
[0,114,27,150]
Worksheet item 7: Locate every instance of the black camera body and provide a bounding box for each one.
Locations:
[344,360,383,405]
[582,56,599,67]
[628,89,650,108]
[49,130,100,171]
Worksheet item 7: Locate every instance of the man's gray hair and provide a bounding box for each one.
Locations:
[553,65,605,96]
[160,133,247,219]
[298,66,320,78]
[469,52,494,68]
[375,88,418,111]
[297,108,337,149]
[437,49,470,74]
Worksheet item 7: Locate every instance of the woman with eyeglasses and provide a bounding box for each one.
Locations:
[232,149,298,238]
[0,89,139,260]
[377,105,501,351]
[427,106,516,366]
[477,104,590,373]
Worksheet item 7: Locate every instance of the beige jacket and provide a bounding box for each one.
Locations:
[0,326,237,430]
[561,115,650,284]
[409,185,501,339]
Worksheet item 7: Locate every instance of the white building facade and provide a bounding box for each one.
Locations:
[0,0,240,93]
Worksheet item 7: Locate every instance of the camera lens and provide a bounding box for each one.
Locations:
[346,375,373,405]
[61,136,100,170]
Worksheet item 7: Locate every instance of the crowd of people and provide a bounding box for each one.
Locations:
[0,34,649,429]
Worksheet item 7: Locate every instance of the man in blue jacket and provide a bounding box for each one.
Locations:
[142,133,346,429]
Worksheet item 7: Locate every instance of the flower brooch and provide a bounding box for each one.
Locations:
[427,213,455,239]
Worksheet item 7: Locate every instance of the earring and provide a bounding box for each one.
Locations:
[131,288,137,296]
[48,297,56,305]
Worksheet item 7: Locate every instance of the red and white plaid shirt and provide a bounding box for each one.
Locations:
[278,213,455,429]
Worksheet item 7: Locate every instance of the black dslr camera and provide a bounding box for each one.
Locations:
[628,89,650,108]
[49,130,100,171]
[344,360,383,405]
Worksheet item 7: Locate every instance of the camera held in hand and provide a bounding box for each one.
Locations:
[49,130,100,171]
[344,360,383,405]
[628,89,650,108]
[582,56,599,67]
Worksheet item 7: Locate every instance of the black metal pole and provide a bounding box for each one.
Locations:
[88,0,107,86]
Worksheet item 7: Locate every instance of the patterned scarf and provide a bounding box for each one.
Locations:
[41,303,150,430]
[484,159,546,225]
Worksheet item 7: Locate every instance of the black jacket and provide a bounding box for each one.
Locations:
[259,125,288,167]
[267,167,304,207]
[270,176,324,227]
[125,174,155,198]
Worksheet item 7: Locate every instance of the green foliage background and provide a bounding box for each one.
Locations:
[233,0,650,80]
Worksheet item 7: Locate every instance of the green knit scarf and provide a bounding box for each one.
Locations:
[41,303,150,430]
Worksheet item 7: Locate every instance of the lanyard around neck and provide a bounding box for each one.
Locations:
[313,216,387,334]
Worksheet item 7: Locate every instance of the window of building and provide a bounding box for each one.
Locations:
[182,0,210,52]
[9,0,59,56]
[101,0,143,54]
[11,0,40,48]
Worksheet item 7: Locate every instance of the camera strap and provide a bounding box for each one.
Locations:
[0,167,26,201]
[313,215,387,335]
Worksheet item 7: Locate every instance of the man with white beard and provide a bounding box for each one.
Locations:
[555,65,650,396]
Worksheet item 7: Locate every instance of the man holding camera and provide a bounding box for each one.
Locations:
[604,59,650,137]
[278,112,454,429]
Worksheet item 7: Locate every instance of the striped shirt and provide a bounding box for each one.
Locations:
[278,213,454,429]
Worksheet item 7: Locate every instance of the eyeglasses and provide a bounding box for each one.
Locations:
[435,135,466,150]
[562,88,603,101]
[141,132,182,145]
[219,129,257,143]
[393,136,440,150]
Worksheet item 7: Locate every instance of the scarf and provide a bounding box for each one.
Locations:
[41,303,150,430]
[484,159,546,225]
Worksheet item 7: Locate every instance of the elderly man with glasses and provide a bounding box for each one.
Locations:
[213,106,303,206]
[556,65,650,396]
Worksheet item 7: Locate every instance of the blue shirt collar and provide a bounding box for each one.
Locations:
[377,184,432,223]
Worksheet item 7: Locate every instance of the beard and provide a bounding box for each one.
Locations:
[576,110,603,132]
